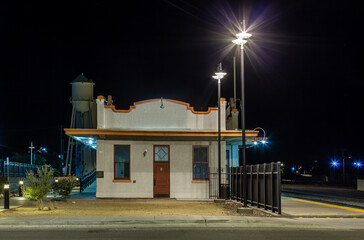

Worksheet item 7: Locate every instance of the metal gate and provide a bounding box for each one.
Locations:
[209,170,229,199]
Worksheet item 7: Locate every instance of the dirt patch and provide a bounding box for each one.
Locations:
[1,199,276,218]
[0,199,239,218]
[218,201,275,217]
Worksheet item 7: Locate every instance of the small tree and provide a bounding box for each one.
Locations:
[23,167,54,210]
[53,177,76,199]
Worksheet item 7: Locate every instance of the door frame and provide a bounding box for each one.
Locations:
[153,145,170,197]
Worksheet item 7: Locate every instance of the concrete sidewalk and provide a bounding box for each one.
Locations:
[281,196,364,218]
[1,216,364,230]
[0,197,33,211]
[282,184,364,207]
[0,192,62,212]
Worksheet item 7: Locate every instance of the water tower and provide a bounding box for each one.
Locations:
[65,73,97,176]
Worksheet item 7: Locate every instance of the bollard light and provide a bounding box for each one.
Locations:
[55,179,59,183]
[19,180,24,197]
[4,183,10,209]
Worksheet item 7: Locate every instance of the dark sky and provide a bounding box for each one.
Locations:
[1,0,363,168]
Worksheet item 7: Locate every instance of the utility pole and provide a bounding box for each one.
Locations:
[340,149,346,185]
[60,124,64,167]
[29,141,35,165]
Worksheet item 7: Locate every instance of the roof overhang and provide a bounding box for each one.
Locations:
[64,128,259,141]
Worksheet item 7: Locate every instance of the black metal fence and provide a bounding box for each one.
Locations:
[0,159,48,177]
[231,162,281,214]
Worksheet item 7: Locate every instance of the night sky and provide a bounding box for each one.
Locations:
[1,0,363,171]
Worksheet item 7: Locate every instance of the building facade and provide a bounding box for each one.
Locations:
[65,96,259,199]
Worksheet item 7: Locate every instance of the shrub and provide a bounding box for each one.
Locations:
[53,169,61,177]
[23,167,54,210]
[53,177,76,199]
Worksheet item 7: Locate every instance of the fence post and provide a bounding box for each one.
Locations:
[271,162,274,213]
[277,162,282,214]
[233,167,236,200]
[236,167,239,200]
[263,163,267,210]
[239,166,243,202]
[256,164,260,208]
[249,165,252,206]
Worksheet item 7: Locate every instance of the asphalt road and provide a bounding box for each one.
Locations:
[1,228,364,240]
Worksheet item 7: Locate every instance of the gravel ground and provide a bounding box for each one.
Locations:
[0,199,272,218]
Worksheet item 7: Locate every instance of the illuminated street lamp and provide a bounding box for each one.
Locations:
[331,160,339,168]
[354,161,362,176]
[253,127,267,145]
[232,20,251,207]
[213,63,226,198]
[330,160,339,176]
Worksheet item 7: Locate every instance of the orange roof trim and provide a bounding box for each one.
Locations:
[103,98,218,115]
[64,128,259,138]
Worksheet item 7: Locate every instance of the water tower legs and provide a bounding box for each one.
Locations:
[65,106,76,176]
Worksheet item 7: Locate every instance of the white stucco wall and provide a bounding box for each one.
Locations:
[96,139,226,199]
[96,98,226,131]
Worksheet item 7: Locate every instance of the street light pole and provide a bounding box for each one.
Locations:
[232,20,251,207]
[213,64,226,199]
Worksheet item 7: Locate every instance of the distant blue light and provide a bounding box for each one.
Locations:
[331,160,339,167]
[291,167,295,171]
[354,162,362,168]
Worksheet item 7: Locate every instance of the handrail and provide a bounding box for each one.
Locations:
[80,168,96,192]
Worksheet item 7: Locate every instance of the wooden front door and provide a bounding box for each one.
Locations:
[153,145,170,197]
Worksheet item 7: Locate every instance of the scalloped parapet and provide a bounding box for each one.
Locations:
[96,97,226,131]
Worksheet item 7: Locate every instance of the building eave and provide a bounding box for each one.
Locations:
[64,128,259,141]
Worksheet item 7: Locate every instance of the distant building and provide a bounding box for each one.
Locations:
[65,95,259,199]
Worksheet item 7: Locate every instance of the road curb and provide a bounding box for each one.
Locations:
[281,212,364,218]
[0,216,254,226]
